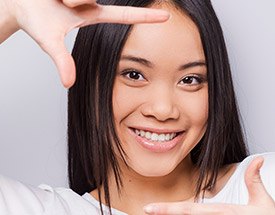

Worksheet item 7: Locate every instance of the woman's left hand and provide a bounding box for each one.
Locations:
[144,157,275,214]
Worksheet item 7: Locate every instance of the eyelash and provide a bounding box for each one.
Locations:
[121,69,146,81]
[179,75,204,85]
[121,69,205,86]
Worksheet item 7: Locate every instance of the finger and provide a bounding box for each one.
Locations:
[143,202,233,215]
[42,40,76,88]
[245,157,275,207]
[82,5,170,26]
[63,0,96,8]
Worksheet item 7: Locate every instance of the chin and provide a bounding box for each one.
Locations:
[131,162,177,178]
[140,172,170,178]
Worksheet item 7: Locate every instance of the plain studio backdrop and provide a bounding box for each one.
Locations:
[0,0,275,188]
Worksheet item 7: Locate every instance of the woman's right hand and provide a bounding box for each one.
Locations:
[0,0,169,88]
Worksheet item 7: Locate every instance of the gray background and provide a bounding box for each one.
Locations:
[0,0,274,188]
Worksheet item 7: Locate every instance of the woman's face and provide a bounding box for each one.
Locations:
[112,5,208,177]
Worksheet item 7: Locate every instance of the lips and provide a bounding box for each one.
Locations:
[129,127,185,153]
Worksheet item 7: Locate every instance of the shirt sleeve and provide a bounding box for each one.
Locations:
[0,175,99,215]
[0,175,48,215]
[0,175,73,215]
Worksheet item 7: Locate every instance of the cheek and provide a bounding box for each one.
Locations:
[112,82,144,123]
[113,81,129,120]
[179,89,208,127]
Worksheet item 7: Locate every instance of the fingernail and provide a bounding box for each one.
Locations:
[143,205,155,214]
[157,10,171,20]
[163,12,171,20]
[256,156,264,169]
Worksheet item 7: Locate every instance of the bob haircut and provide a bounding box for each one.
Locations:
[68,0,248,214]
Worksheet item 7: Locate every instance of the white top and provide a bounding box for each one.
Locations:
[0,152,274,215]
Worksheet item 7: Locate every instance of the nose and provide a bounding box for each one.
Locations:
[141,85,180,122]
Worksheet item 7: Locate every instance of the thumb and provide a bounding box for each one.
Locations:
[42,40,76,88]
[245,156,274,207]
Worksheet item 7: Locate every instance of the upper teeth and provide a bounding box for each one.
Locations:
[135,129,177,142]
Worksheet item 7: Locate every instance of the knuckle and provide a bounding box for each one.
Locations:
[37,39,50,52]
[251,175,262,184]
[143,11,150,22]
[92,5,102,23]
[121,7,131,22]
[155,207,168,214]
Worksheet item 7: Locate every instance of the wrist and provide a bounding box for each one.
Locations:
[0,0,20,43]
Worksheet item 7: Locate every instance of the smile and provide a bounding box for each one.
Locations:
[129,127,185,153]
[134,129,177,142]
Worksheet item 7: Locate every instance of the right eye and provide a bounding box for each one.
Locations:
[122,70,145,81]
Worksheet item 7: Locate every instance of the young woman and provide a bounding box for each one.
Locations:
[1,0,275,215]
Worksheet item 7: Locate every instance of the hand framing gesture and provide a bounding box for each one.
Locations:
[144,157,275,215]
[1,0,169,88]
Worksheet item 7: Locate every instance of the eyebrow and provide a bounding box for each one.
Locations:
[178,61,207,70]
[120,55,206,70]
[120,55,154,68]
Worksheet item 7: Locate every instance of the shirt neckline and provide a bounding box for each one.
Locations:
[202,162,242,202]
[82,159,247,213]
[82,192,128,215]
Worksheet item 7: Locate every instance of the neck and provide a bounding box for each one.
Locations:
[91,156,197,214]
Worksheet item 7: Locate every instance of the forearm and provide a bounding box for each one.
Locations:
[0,1,19,44]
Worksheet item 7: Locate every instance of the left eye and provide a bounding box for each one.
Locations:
[179,75,203,85]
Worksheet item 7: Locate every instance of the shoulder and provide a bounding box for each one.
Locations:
[0,175,99,215]
[0,175,45,215]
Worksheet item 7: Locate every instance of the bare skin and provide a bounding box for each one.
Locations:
[1,0,274,214]
[90,3,238,214]
[144,157,275,215]
[90,3,274,215]
[91,160,237,214]
[0,0,170,88]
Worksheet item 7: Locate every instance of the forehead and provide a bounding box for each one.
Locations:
[121,4,205,66]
